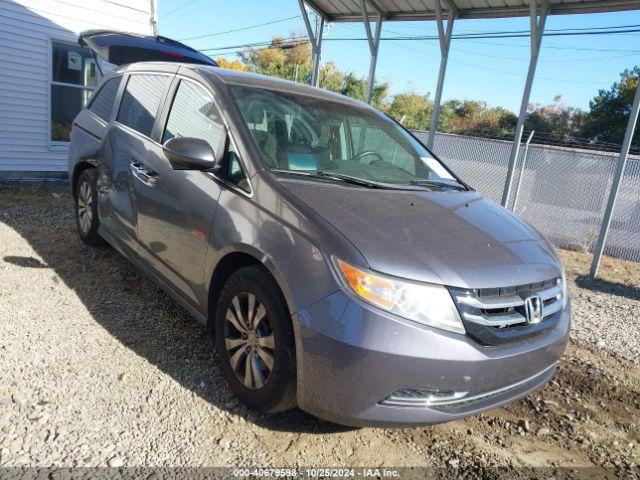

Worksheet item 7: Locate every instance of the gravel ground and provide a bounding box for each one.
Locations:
[0,183,639,476]
[560,249,640,364]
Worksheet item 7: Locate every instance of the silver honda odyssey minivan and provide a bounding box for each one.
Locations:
[68,31,570,427]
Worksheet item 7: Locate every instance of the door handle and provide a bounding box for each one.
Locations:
[131,162,159,187]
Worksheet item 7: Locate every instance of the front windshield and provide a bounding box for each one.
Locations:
[230,85,460,186]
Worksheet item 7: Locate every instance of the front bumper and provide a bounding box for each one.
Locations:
[294,290,570,427]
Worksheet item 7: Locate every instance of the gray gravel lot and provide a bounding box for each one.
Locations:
[0,185,638,476]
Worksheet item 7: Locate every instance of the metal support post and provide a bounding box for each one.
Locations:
[501,0,548,208]
[298,0,324,87]
[512,130,535,213]
[312,15,324,87]
[427,0,456,150]
[361,0,382,104]
[589,79,640,278]
[150,0,158,36]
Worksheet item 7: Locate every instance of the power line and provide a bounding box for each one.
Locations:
[333,19,640,35]
[321,28,640,42]
[385,40,613,86]
[200,21,639,86]
[159,0,198,19]
[179,15,302,41]
[452,38,640,54]
[202,37,308,52]
[334,22,640,61]
[372,20,640,33]
[331,22,640,54]
[202,25,640,52]
[205,37,615,86]
[384,31,639,63]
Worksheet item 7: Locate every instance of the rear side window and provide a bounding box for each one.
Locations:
[89,77,121,121]
[117,74,170,137]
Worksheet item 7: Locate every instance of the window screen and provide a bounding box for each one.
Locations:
[89,77,121,121]
[117,74,169,137]
[163,80,226,159]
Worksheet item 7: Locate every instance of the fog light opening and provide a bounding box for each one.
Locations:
[380,388,469,407]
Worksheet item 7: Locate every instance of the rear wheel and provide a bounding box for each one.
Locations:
[75,168,105,246]
[215,265,297,413]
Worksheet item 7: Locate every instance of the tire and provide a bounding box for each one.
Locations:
[215,265,297,413]
[74,168,105,247]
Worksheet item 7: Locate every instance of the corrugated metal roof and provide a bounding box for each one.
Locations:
[304,0,640,21]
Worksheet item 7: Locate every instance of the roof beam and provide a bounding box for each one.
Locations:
[315,0,640,22]
[365,0,387,17]
[299,0,330,21]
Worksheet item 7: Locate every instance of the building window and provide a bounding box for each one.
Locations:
[51,40,97,142]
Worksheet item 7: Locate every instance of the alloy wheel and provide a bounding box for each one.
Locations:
[77,181,93,234]
[224,292,275,389]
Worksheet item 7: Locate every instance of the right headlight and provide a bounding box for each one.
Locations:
[333,257,465,335]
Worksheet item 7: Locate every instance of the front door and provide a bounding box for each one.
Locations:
[134,78,227,306]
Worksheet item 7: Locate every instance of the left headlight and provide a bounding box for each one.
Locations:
[333,257,465,334]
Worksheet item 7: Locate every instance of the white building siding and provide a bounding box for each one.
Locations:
[0,0,154,174]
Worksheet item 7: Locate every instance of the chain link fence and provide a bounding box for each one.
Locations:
[413,131,640,264]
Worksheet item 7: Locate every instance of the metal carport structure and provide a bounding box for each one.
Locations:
[296,0,640,278]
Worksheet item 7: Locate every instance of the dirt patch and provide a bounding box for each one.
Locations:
[0,185,638,476]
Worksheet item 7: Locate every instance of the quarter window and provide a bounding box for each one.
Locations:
[89,77,121,122]
[163,80,226,159]
[225,151,251,193]
[50,40,96,142]
[117,74,170,137]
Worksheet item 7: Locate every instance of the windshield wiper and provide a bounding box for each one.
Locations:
[314,171,395,189]
[408,179,468,191]
[271,169,415,190]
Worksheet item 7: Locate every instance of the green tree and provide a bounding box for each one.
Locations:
[525,96,582,144]
[337,73,389,108]
[319,61,345,92]
[238,36,390,107]
[385,92,432,130]
[579,67,640,146]
[435,100,516,138]
[240,36,298,79]
[215,57,248,71]
[285,42,311,82]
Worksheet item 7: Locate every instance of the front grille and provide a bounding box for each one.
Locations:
[450,277,563,345]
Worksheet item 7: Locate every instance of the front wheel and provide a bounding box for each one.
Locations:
[215,265,297,413]
[75,168,105,247]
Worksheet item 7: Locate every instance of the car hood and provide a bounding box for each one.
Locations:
[280,179,561,289]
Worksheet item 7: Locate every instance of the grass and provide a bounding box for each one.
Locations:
[0,181,68,209]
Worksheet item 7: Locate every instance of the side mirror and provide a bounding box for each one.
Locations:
[162,137,217,171]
